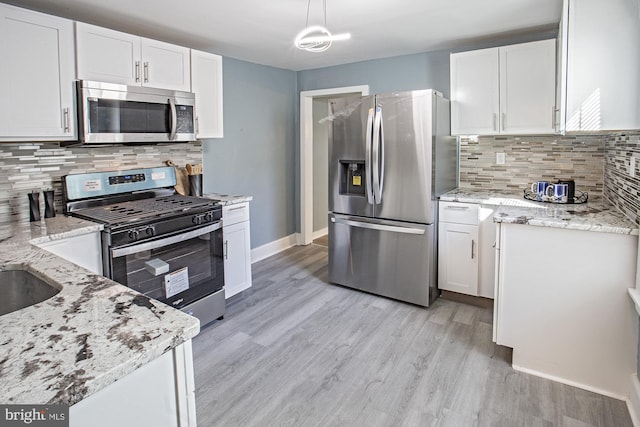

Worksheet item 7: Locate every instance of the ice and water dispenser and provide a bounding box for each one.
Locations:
[339,161,366,196]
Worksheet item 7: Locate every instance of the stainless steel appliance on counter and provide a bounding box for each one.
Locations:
[62,167,224,327]
[328,89,457,307]
[70,80,196,146]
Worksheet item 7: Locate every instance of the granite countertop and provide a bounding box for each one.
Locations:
[440,188,638,235]
[201,193,253,206]
[0,216,200,405]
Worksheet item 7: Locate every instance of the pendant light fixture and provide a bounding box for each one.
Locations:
[295,0,350,52]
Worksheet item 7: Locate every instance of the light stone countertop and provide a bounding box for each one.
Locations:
[440,188,638,236]
[201,193,253,206]
[0,216,200,405]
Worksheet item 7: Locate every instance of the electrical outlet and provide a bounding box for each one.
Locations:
[631,156,637,178]
[496,152,506,165]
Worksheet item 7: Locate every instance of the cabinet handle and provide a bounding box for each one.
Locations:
[135,61,141,83]
[445,205,469,210]
[224,240,228,260]
[501,113,506,131]
[63,107,70,133]
[144,62,149,83]
[228,205,246,212]
[552,106,557,130]
[195,117,199,134]
[493,113,497,131]
[471,240,476,259]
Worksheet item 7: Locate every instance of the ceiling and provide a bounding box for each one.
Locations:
[5,0,563,71]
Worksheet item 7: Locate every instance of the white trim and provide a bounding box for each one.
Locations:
[299,85,370,245]
[312,227,328,241]
[512,363,627,401]
[628,374,640,427]
[251,233,299,263]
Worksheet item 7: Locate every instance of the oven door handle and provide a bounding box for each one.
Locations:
[111,222,221,258]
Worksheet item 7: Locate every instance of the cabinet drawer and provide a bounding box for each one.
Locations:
[222,202,250,226]
[439,202,479,225]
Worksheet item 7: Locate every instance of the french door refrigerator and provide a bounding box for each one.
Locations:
[328,89,457,307]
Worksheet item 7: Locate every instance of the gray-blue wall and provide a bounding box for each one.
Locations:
[202,57,297,248]
[297,50,452,97]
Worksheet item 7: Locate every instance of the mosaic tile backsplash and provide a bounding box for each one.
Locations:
[0,142,202,225]
[459,132,640,225]
[458,135,606,196]
[604,132,640,225]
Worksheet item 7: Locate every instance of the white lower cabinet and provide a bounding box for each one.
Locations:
[493,223,637,398]
[439,222,478,295]
[438,201,495,298]
[34,231,103,275]
[70,341,197,427]
[222,203,252,298]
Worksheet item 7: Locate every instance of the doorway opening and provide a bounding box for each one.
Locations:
[299,85,369,245]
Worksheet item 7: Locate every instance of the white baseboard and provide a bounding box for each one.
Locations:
[251,233,299,264]
[511,363,627,401]
[628,374,640,427]
[312,227,328,240]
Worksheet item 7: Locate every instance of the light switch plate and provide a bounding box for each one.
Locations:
[496,153,506,165]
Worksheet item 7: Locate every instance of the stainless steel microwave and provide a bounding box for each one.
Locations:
[75,80,196,144]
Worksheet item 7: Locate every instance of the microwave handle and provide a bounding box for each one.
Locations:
[169,98,177,140]
[111,222,221,258]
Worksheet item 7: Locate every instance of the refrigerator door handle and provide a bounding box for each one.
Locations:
[365,107,375,205]
[331,216,426,235]
[378,107,385,200]
[372,106,383,204]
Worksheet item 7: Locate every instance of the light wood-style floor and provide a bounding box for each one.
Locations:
[192,244,632,427]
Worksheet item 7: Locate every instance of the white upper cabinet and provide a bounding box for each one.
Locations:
[76,22,190,92]
[451,39,556,136]
[558,0,640,132]
[0,4,76,141]
[190,50,224,138]
[450,47,500,135]
[500,40,556,134]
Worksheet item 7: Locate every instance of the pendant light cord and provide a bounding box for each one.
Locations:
[304,0,328,27]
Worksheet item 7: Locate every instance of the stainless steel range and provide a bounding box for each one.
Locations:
[62,166,224,327]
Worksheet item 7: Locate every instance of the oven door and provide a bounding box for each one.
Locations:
[110,222,223,309]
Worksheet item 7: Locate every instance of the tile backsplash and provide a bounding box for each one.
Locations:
[0,142,202,225]
[604,132,640,225]
[458,131,640,226]
[458,135,605,196]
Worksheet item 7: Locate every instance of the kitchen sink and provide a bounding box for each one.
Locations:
[0,270,60,316]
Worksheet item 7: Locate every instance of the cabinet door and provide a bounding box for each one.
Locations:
[438,222,479,295]
[223,221,252,299]
[500,39,556,134]
[0,4,75,141]
[76,22,141,86]
[478,205,496,298]
[564,0,640,131]
[35,231,103,275]
[450,47,500,135]
[141,38,190,91]
[191,50,223,138]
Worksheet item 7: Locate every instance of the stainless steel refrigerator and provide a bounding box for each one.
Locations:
[328,89,457,307]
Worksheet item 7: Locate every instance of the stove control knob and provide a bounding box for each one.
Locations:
[128,229,140,241]
[204,212,214,222]
[145,226,155,237]
[192,215,202,225]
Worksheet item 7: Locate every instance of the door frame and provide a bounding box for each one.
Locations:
[299,85,370,245]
